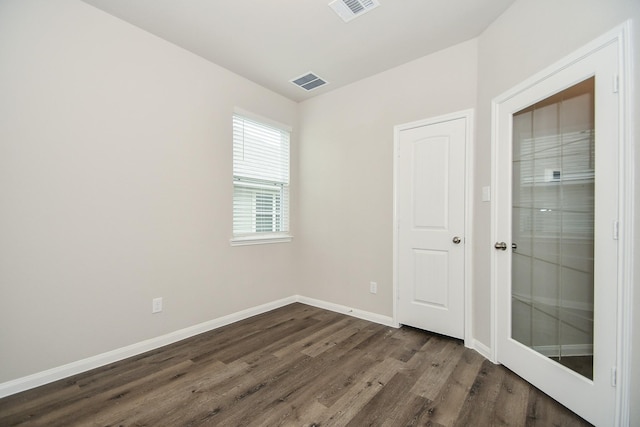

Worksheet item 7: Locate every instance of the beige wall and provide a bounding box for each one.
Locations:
[2,0,639,420]
[296,39,478,317]
[0,0,297,383]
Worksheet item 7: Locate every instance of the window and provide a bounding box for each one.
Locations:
[232,113,291,245]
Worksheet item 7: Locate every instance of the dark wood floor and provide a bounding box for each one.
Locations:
[0,303,591,426]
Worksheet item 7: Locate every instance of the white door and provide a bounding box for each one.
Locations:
[396,115,467,339]
[493,39,619,426]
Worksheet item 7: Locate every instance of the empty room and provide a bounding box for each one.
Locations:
[1,0,639,425]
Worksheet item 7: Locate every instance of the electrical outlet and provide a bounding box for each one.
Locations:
[152,297,163,313]
[369,282,377,294]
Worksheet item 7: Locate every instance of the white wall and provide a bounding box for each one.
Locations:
[474,0,640,421]
[296,40,478,317]
[0,0,297,383]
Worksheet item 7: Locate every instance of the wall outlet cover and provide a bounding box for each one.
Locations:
[152,297,163,313]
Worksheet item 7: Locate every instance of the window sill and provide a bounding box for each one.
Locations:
[230,234,293,246]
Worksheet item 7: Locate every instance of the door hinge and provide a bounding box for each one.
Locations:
[611,366,617,387]
[613,221,619,240]
[613,74,619,93]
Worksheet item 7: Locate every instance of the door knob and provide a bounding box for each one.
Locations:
[452,236,461,244]
[495,241,508,251]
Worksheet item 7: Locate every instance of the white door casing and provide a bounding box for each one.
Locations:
[491,25,632,426]
[394,111,472,340]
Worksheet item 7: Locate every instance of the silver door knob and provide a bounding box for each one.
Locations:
[452,236,461,244]
[495,242,508,250]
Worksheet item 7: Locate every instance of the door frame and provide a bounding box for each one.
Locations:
[490,21,634,425]
[393,109,475,347]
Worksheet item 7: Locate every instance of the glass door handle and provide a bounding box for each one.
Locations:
[495,242,508,250]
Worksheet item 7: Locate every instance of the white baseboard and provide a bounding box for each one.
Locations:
[295,295,398,328]
[0,295,399,399]
[471,339,495,362]
[0,295,297,399]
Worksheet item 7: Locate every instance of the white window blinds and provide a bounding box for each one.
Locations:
[232,114,290,240]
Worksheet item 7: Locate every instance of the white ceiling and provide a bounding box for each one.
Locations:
[81,0,516,102]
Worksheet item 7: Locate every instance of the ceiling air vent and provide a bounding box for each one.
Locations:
[329,0,380,23]
[290,72,328,92]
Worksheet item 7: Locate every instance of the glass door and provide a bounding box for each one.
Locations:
[511,78,595,380]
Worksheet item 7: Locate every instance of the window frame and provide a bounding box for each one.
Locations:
[230,109,292,246]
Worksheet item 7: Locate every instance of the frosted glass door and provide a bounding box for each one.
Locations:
[511,78,595,379]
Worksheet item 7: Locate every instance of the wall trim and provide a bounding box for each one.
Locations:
[0,295,397,399]
[614,19,634,427]
[296,295,398,328]
[471,339,493,361]
[0,295,297,399]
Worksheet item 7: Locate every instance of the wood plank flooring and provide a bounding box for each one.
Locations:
[0,303,591,426]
